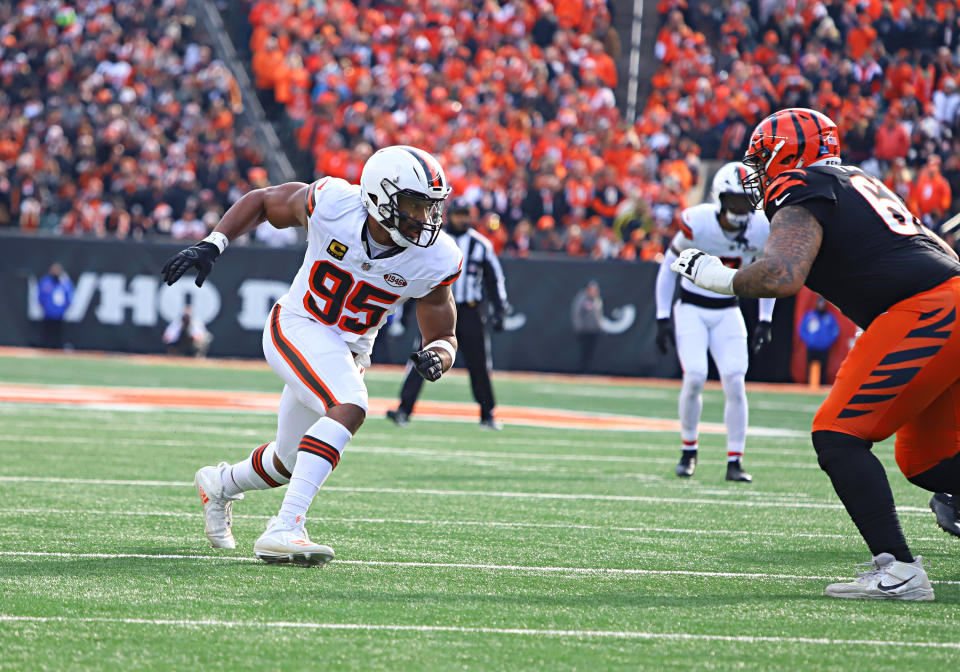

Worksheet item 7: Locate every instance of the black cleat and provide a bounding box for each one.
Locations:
[386,409,409,427]
[675,451,697,477]
[725,460,753,482]
[929,493,960,538]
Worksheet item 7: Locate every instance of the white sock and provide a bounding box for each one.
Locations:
[221,442,290,497]
[277,417,352,526]
[679,372,706,447]
[721,373,747,461]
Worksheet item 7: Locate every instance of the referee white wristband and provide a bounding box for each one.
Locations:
[425,339,456,362]
[203,231,229,254]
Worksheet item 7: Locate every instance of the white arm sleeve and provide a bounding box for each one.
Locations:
[655,233,692,319]
[758,297,776,322]
[655,247,679,320]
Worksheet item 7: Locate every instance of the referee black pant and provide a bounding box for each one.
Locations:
[397,303,496,421]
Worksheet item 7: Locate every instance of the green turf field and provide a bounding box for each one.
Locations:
[0,353,957,671]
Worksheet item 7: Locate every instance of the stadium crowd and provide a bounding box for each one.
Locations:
[654,0,960,249]
[4,0,960,258]
[0,0,269,242]
[244,0,960,257]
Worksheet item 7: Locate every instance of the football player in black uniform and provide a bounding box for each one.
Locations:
[673,107,960,601]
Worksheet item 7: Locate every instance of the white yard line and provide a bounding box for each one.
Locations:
[0,402,810,438]
[0,615,955,648]
[0,434,824,469]
[0,552,957,587]
[0,476,935,514]
[0,421,816,453]
[0,433,814,460]
[0,507,947,543]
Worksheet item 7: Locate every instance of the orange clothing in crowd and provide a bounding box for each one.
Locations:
[913,170,952,218]
[874,121,910,162]
[555,0,585,30]
[847,22,877,62]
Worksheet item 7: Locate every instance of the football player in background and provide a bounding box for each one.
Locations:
[162,146,463,566]
[655,162,775,482]
[674,108,960,600]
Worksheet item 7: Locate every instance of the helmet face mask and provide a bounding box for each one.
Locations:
[741,147,773,209]
[719,192,752,231]
[710,161,753,229]
[377,180,445,247]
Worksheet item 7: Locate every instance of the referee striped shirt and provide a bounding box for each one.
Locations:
[449,229,508,312]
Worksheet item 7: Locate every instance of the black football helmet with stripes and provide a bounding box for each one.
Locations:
[360,145,452,248]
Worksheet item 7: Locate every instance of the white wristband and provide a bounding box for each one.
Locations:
[425,339,456,362]
[697,263,737,295]
[203,232,229,254]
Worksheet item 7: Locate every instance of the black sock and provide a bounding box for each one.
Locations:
[813,431,914,563]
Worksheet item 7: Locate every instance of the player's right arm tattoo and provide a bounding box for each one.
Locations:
[732,205,822,298]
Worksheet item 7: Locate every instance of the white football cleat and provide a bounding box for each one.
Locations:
[254,515,335,567]
[824,553,934,601]
[194,462,243,550]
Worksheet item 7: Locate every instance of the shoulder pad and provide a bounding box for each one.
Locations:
[306,177,360,221]
[764,168,835,219]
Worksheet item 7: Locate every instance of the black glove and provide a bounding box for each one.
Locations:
[161,241,221,287]
[490,311,506,332]
[751,320,773,354]
[655,318,675,354]
[410,348,444,382]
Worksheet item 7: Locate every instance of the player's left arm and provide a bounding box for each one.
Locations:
[732,205,822,298]
[410,284,458,381]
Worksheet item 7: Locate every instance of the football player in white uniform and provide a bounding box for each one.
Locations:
[654,162,775,482]
[161,146,463,566]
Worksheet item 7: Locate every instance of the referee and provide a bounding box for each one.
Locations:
[387,198,509,430]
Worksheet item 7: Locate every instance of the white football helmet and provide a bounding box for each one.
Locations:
[710,161,752,231]
[359,145,452,247]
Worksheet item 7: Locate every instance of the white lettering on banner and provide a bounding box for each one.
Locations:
[157,282,221,326]
[599,305,636,335]
[26,276,42,321]
[26,273,221,328]
[64,273,99,322]
[95,274,159,326]
[237,280,289,330]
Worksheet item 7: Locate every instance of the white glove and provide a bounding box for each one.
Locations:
[670,248,737,295]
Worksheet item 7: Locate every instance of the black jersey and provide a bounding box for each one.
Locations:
[763,164,960,328]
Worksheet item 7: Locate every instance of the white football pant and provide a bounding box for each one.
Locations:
[673,302,748,457]
[262,304,368,468]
